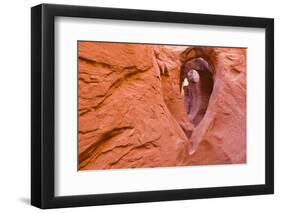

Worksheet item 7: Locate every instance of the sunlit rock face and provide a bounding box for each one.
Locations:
[78,42,246,170]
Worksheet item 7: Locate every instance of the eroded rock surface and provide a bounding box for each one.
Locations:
[78,42,246,170]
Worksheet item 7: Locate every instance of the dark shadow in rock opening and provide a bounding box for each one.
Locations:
[180,57,214,128]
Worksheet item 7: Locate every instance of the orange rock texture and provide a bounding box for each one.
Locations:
[78,42,246,170]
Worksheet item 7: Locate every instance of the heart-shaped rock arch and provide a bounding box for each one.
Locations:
[179,47,225,154]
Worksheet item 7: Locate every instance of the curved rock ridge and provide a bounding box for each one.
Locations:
[78,42,246,170]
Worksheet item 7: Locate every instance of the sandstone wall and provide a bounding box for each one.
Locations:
[78,42,246,170]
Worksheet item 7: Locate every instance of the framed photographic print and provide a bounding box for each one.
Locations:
[31,3,274,209]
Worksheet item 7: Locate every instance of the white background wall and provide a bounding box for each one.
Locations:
[0,0,279,212]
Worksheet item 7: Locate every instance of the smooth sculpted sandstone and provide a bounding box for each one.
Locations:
[78,42,246,170]
[78,42,189,170]
[180,47,246,164]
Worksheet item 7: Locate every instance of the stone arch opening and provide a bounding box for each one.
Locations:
[180,57,214,128]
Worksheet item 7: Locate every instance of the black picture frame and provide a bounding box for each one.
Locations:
[31,3,274,209]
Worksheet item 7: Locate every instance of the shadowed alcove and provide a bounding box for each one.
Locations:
[180,57,214,128]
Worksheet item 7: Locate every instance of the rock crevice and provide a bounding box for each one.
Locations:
[78,43,247,170]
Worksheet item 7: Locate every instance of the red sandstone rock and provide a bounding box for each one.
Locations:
[78,42,246,170]
[180,47,246,164]
[78,42,189,170]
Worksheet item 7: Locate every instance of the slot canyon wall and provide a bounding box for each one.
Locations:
[78,42,246,170]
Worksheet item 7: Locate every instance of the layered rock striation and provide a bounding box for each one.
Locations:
[78,42,246,170]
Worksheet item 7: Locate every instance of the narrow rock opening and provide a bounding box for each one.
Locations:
[180,57,214,128]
